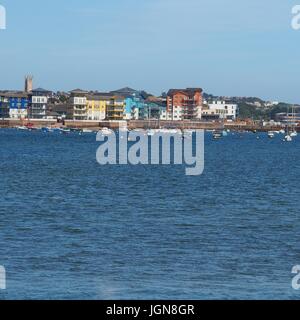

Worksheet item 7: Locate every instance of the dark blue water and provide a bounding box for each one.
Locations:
[0,129,299,300]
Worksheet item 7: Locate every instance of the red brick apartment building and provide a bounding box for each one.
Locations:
[167,88,203,120]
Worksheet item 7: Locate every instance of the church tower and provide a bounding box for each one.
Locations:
[25,75,33,93]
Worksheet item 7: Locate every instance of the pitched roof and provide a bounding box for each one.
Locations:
[0,91,29,98]
[32,87,51,92]
[87,93,114,100]
[69,89,89,94]
[167,88,203,96]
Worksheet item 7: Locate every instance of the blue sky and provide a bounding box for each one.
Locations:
[0,0,299,102]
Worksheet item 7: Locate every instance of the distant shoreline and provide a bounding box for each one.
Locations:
[0,119,297,133]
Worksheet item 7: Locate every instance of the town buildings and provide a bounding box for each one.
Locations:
[86,93,112,121]
[0,91,29,119]
[0,92,10,119]
[202,100,238,120]
[124,94,145,120]
[69,89,88,120]
[275,110,300,124]
[167,88,203,120]
[9,92,29,119]
[29,88,52,119]
[0,76,244,123]
[106,96,126,121]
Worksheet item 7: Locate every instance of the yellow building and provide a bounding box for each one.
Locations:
[106,96,125,121]
[86,94,112,121]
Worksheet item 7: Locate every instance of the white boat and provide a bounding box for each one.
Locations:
[284,135,292,142]
[213,130,223,139]
[158,129,182,135]
[99,128,113,135]
[267,131,275,139]
[147,129,156,136]
[290,131,298,137]
[279,129,285,134]
[60,128,71,134]
[82,129,94,133]
[16,126,28,131]
[222,130,228,137]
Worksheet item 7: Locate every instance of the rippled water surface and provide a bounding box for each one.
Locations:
[0,129,299,299]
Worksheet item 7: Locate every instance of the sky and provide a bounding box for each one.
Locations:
[0,0,300,103]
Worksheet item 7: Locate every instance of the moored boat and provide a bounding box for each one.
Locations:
[82,129,94,133]
[284,134,293,142]
[213,130,223,139]
[267,131,275,139]
[290,131,298,137]
[16,126,28,131]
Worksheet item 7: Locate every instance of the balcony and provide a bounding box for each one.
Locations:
[74,106,87,111]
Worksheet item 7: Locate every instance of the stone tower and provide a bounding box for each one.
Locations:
[25,75,33,93]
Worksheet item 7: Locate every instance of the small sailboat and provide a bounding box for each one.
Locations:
[284,135,292,142]
[289,106,298,137]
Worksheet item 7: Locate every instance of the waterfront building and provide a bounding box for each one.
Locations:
[106,96,125,121]
[47,103,73,120]
[0,91,29,119]
[167,88,203,120]
[142,100,167,120]
[159,106,182,121]
[110,88,145,120]
[0,92,9,119]
[9,92,29,119]
[29,88,52,119]
[69,89,88,120]
[124,94,146,120]
[87,93,112,121]
[202,100,238,120]
[275,111,300,124]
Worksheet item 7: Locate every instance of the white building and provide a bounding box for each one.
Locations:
[264,101,279,107]
[30,88,51,119]
[69,89,88,120]
[160,106,182,121]
[202,101,238,120]
[10,108,28,119]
